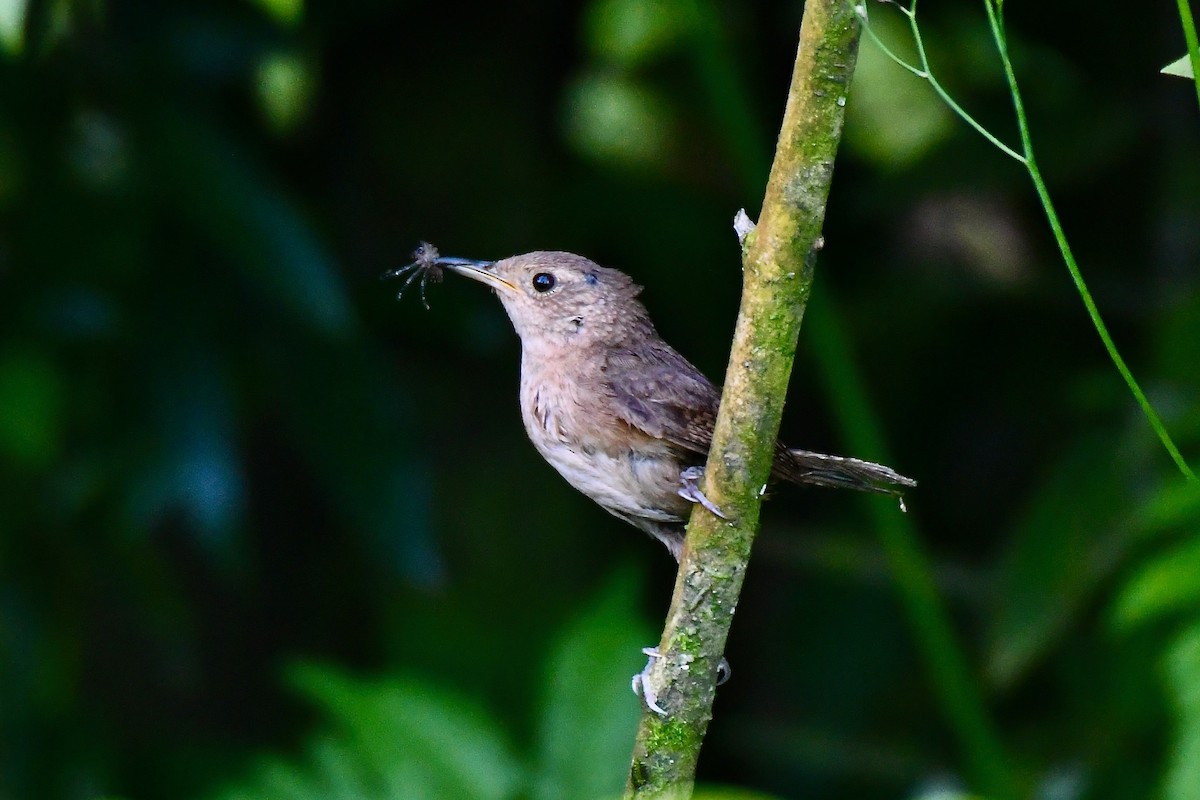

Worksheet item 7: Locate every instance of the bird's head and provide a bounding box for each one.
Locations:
[392,249,653,351]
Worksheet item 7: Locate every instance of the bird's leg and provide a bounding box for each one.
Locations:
[631,647,667,716]
[677,466,727,519]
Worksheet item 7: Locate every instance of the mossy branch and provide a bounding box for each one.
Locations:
[624,1,862,795]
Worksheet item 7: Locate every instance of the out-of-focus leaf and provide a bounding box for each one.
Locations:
[986,438,1127,687]
[1162,55,1195,79]
[585,0,692,68]
[1033,764,1088,800]
[906,790,979,800]
[1164,624,1200,800]
[213,665,524,800]
[0,347,64,470]
[151,110,355,337]
[692,787,787,800]
[531,568,651,800]
[287,663,525,800]
[1128,481,1200,541]
[1111,538,1200,633]
[216,738,381,800]
[563,73,672,167]
[304,738,379,800]
[846,12,953,167]
[249,760,322,799]
[256,52,315,134]
[251,0,304,27]
[0,0,27,54]
[127,348,243,550]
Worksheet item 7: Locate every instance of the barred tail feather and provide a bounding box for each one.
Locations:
[780,449,917,496]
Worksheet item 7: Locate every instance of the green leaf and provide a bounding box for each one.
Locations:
[531,568,652,800]
[1164,625,1200,800]
[0,0,27,54]
[257,52,315,134]
[288,663,525,800]
[211,664,525,800]
[563,73,673,167]
[585,0,692,68]
[250,0,303,27]
[1162,55,1195,79]
[985,438,1127,687]
[1111,538,1200,633]
[1128,481,1200,542]
[692,787,788,800]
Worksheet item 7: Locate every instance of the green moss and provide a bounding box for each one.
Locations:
[645,718,696,755]
[673,630,701,655]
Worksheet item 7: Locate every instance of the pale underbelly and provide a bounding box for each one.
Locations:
[531,436,689,522]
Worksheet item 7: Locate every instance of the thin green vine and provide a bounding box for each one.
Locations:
[858,0,1198,483]
[1176,0,1200,114]
[859,0,1024,161]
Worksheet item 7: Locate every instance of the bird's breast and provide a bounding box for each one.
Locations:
[517,362,687,522]
[518,366,613,459]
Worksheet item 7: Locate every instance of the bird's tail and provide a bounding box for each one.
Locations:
[779,449,916,496]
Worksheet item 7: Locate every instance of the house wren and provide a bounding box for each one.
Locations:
[387,246,915,561]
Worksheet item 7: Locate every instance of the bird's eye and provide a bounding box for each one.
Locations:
[532,273,556,293]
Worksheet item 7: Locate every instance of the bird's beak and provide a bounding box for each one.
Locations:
[440,259,518,294]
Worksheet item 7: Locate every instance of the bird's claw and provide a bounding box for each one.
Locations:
[631,647,732,716]
[717,657,731,686]
[678,467,728,519]
[631,647,667,717]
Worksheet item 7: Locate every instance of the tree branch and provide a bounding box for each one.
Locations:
[625,1,861,795]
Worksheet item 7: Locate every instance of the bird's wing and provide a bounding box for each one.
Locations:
[602,345,720,456]
[603,345,917,496]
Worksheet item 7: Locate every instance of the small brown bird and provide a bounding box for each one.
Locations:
[387,246,915,561]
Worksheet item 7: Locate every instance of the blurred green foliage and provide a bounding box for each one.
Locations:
[211,572,654,800]
[1,0,1198,798]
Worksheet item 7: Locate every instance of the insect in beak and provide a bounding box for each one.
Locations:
[383,242,507,308]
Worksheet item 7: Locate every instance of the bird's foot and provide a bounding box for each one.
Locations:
[631,648,732,717]
[631,647,667,717]
[717,657,732,686]
[678,467,727,519]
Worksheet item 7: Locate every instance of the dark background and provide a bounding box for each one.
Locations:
[2,0,1199,798]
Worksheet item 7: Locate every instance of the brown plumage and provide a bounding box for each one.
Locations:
[387,249,914,559]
